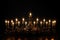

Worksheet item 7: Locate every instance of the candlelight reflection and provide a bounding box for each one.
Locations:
[51,38,54,40]
[18,38,21,40]
[3,36,56,40]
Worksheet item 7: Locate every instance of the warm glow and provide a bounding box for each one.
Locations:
[33,21,36,25]
[12,22,14,25]
[51,38,54,40]
[11,20,13,23]
[29,12,32,17]
[43,19,45,22]
[25,21,27,25]
[36,18,39,22]
[33,27,37,31]
[22,18,25,21]
[52,20,56,26]
[45,38,48,40]
[18,21,20,24]
[4,12,57,33]
[15,18,18,21]
[5,20,8,23]
[7,20,9,24]
[6,38,11,40]
[24,28,27,30]
[46,21,48,24]
[40,21,42,24]
[52,20,56,24]
[18,38,21,40]
[49,20,51,23]
[18,21,20,26]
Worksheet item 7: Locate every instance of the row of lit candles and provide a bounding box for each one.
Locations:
[5,18,56,27]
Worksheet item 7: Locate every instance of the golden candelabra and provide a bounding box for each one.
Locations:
[5,12,56,33]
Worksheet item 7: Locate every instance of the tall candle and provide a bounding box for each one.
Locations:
[15,18,18,25]
[29,12,32,17]
[25,21,27,25]
[46,21,48,26]
[52,20,56,27]
[33,21,36,25]
[11,22,14,27]
[18,21,20,26]
[40,21,43,26]
[22,18,25,24]
[48,20,51,25]
[5,20,8,26]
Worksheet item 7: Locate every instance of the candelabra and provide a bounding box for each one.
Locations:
[5,12,56,33]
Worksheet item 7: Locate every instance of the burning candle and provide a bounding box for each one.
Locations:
[25,21,27,25]
[40,21,43,25]
[40,21,43,26]
[5,20,8,24]
[36,18,39,24]
[11,20,14,26]
[15,18,18,25]
[33,21,36,25]
[5,20,8,26]
[48,19,51,25]
[46,21,48,26]
[11,22,14,27]
[11,20,13,23]
[43,19,46,28]
[52,20,56,26]
[36,18,39,22]
[7,20,9,24]
[18,21,20,26]
[43,19,45,22]
[15,18,18,22]
[29,12,32,17]
[22,18,25,24]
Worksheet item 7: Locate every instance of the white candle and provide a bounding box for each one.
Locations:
[43,19,46,28]
[15,18,18,22]
[18,21,20,26]
[46,21,48,26]
[52,20,56,26]
[5,20,8,26]
[11,20,13,23]
[29,12,32,17]
[22,18,25,24]
[36,18,39,22]
[15,18,18,25]
[11,22,14,27]
[43,19,45,22]
[48,19,51,26]
[25,21,27,25]
[40,21,42,25]
[33,21,36,25]
[5,20,8,24]
[36,18,39,24]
